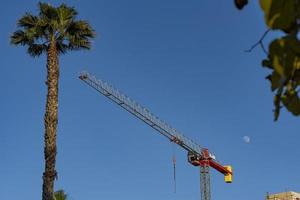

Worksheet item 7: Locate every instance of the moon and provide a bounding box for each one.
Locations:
[243,136,251,143]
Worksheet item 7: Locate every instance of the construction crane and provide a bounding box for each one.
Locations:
[79,71,233,200]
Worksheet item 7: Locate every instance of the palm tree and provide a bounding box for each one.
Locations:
[10,2,95,200]
[54,190,68,200]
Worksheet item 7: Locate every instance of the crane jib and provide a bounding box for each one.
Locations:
[79,71,204,155]
[79,71,233,200]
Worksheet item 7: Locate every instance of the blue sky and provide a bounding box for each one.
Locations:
[1,1,300,200]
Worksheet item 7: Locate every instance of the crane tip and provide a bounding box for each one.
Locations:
[79,75,88,80]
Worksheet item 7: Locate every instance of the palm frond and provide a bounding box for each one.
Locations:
[56,41,69,54]
[27,43,48,57]
[57,3,77,23]
[39,2,59,21]
[11,2,95,55]
[54,190,68,200]
[66,20,95,38]
[17,13,38,28]
[67,37,92,50]
[39,2,60,33]
[10,30,33,45]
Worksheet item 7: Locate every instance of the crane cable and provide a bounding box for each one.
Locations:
[173,154,176,193]
[172,144,176,193]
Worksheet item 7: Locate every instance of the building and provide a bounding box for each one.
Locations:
[266,191,300,200]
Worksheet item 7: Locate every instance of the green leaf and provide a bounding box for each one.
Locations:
[282,92,300,116]
[266,71,281,91]
[260,0,296,32]
[269,39,287,77]
[262,59,273,69]
[273,92,282,121]
[268,37,300,79]
[293,70,300,85]
[285,36,300,55]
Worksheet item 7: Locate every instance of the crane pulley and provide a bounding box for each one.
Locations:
[79,71,233,200]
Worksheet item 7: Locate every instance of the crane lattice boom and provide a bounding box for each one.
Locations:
[79,71,203,155]
[79,71,233,200]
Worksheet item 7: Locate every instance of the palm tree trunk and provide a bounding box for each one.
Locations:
[42,40,59,200]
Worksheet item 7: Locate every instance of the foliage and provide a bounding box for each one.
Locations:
[259,0,300,120]
[10,2,95,200]
[10,2,96,56]
[54,190,68,200]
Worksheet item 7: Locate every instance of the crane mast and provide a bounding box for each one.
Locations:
[79,71,233,200]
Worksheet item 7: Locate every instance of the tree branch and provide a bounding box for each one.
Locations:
[245,29,270,55]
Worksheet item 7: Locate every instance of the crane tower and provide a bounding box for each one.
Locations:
[79,71,233,200]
